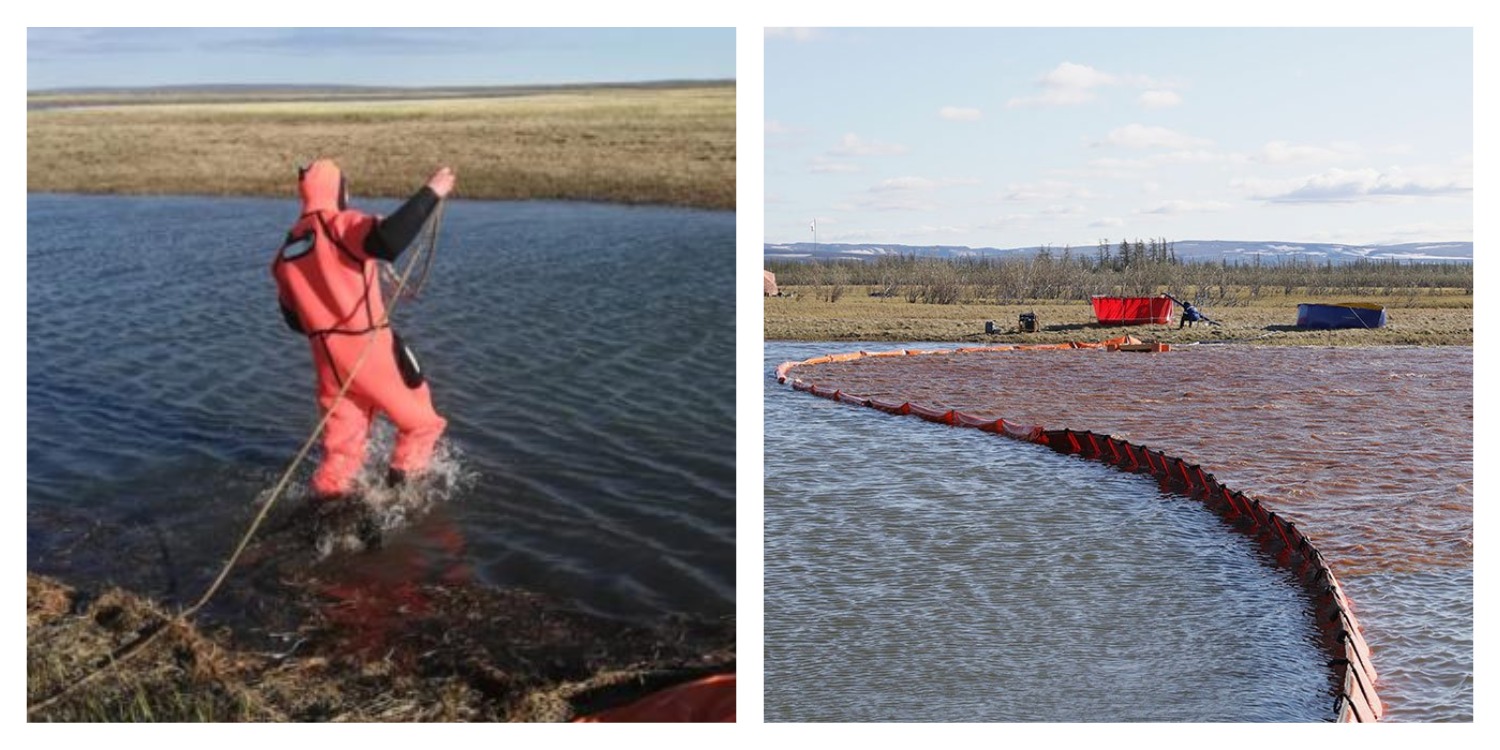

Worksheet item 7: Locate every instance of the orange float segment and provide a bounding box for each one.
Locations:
[574,674,735,723]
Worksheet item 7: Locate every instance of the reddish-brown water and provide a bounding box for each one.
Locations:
[787,344,1471,722]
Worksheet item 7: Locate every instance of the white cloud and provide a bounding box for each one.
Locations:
[765,119,798,135]
[1044,61,1118,89]
[809,156,860,174]
[829,133,908,157]
[1141,181,1161,194]
[1009,62,1178,109]
[1152,149,1247,165]
[979,214,1038,230]
[869,176,979,192]
[855,175,976,212]
[1097,124,1212,150]
[1039,204,1086,216]
[1090,217,1125,228]
[1140,199,1232,214]
[1086,157,1153,170]
[1237,167,1473,203]
[854,194,937,212]
[765,28,819,42]
[1002,180,1094,202]
[872,176,941,192]
[1138,90,1182,109]
[939,106,982,121]
[1009,62,1112,108]
[1256,140,1363,164]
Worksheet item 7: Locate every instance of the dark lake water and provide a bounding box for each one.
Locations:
[27,194,735,628]
[763,342,1334,722]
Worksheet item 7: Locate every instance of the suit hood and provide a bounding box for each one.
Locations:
[298,158,346,214]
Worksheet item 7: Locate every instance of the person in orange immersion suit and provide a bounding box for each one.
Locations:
[272,159,456,501]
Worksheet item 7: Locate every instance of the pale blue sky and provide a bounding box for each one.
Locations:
[765,28,1473,247]
[27,28,735,90]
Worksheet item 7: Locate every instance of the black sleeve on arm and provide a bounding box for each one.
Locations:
[365,186,440,262]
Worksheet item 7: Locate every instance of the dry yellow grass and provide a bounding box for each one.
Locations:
[766,286,1473,346]
[27,85,735,209]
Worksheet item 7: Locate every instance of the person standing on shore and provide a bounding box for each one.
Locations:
[271,159,456,501]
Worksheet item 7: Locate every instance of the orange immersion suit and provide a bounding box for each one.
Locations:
[272,159,446,498]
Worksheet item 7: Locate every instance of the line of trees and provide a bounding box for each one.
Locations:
[766,241,1473,305]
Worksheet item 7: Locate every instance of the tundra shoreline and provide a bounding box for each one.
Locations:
[766,289,1472,346]
[27,84,736,210]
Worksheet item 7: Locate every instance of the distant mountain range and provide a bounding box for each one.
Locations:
[765,240,1473,264]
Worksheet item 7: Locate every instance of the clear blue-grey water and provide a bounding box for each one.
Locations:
[763,342,1336,722]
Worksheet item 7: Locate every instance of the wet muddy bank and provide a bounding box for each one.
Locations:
[27,572,733,722]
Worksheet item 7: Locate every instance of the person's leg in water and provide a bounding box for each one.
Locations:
[312,350,372,500]
[354,331,447,489]
[310,385,383,546]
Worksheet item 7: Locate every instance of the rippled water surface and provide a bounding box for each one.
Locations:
[28,194,734,626]
[765,341,1470,722]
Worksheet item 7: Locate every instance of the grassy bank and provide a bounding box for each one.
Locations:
[27,84,735,210]
[27,573,733,722]
[766,286,1473,346]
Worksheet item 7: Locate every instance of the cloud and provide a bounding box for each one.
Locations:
[1096,124,1212,150]
[765,28,819,42]
[1140,200,1232,214]
[765,119,798,135]
[1141,181,1161,194]
[939,106,982,121]
[1255,140,1363,164]
[872,176,941,192]
[854,195,937,212]
[855,175,977,211]
[1002,180,1094,202]
[809,157,861,174]
[1237,167,1473,203]
[829,133,908,157]
[1009,62,1113,107]
[1086,157,1153,170]
[1152,149,1247,165]
[1138,90,1182,109]
[1090,217,1125,228]
[1008,61,1176,108]
[978,214,1039,231]
[1039,205,1086,216]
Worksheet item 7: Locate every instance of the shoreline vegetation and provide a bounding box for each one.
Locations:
[26,573,733,722]
[26,82,735,210]
[766,255,1472,346]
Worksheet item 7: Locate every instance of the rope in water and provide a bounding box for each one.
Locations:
[27,199,447,716]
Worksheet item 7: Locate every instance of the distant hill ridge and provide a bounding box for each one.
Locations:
[27,79,735,110]
[765,240,1473,264]
[29,79,733,96]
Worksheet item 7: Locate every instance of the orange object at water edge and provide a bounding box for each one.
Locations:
[575,674,735,722]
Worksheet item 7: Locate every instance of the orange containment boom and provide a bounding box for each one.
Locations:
[574,674,735,723]
[776,340,1381,722]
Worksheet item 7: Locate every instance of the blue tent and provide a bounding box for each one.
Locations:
[1296,303,1387,330]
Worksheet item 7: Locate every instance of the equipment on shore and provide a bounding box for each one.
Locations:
[1091,295,1174,325]
[1296,302,1387,330]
